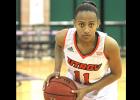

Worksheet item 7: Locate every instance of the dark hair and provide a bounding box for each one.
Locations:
[74,0,99,19]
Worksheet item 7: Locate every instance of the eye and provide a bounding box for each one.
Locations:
[89,23,94,28]
[79,23,84,28]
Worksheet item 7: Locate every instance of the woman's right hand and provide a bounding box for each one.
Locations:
[42,72,60,91]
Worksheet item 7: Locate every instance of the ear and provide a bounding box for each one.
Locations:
[73,19,76,27]
[97,19,101,28]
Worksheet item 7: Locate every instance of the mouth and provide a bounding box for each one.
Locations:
[82,35,90,37]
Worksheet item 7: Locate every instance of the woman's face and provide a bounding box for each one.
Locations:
[74,11,100,42]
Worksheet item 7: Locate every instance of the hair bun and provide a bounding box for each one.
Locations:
[82,0,96,7]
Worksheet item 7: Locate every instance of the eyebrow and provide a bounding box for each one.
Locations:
[77,20,95,23]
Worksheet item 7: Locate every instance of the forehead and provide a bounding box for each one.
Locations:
[75,11,97,21]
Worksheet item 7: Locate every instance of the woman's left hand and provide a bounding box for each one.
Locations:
[72,88,87,100]
[72,87,99,100]
[71,87,91,100]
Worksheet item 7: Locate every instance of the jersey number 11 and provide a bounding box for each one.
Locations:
[74,71,90,85]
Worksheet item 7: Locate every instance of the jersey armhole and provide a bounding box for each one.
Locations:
[103,36,109,60]
[63,30,68,50]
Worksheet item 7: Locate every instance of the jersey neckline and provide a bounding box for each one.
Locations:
[73,32,100,59]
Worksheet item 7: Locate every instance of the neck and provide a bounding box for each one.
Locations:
[76,33,97,47]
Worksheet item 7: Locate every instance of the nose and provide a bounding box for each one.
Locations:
[84,26,90,34]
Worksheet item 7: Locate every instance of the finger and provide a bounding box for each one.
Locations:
[76,96,82,100]
[55,75,59,78]
[76,95,81,100]
[71,90,79,93]
[76,97,80,100]
[42,81,47,90]
[55,73,60,78]
[46,80,49,86]
[76,94,84,100]
[46,75,53,86]
[44,78,49,87]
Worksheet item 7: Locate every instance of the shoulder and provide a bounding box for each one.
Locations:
[104,35,120,59]
[55,28,68,47]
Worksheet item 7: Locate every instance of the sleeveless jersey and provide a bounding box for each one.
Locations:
[63,28,110,85]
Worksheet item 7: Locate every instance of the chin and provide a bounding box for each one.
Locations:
[82,38,91,42]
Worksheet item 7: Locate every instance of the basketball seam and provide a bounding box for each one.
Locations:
[50,80,77,90]
[44,92,76,97]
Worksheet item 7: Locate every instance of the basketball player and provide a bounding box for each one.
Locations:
[44,0,122,100]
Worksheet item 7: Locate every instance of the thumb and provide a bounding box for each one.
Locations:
[55,75,59,78]
[55,72,60,78]
[71,90,79,93]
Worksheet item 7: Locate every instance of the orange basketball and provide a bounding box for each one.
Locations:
[43,76,77,100]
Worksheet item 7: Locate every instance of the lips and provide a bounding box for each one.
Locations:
[82,35,90,37]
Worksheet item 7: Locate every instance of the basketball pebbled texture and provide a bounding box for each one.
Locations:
[43,76,77,100]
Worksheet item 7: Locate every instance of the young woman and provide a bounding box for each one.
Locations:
[44,1,122,100]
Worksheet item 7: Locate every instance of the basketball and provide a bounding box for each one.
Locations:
[43,76,77,100]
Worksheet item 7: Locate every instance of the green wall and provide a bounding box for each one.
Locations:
[104,0,126,47]
[50,0,100,30]
[50,0,126,47]
[50,0,125,21]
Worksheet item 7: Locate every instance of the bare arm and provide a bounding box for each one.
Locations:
[54,43,64,73]
[72,36,122,100]
[54,29,68,74]
[87,36,122,92]
[44,29,68,87]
